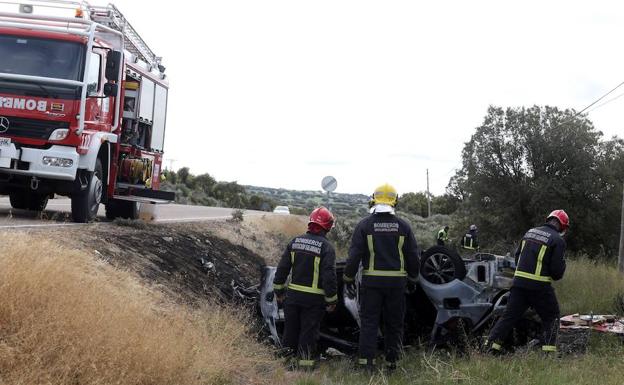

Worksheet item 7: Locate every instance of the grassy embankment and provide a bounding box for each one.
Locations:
[0,232,281,385]
[2,213,623,385]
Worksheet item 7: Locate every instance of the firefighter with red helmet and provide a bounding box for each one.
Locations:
[486,210,569,353]
[273,206,338,369]
[343,184,420,371]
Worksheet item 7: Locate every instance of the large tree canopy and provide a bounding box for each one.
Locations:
[449,105,624,255]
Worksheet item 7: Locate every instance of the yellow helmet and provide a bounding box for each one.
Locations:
[372,183,398,207]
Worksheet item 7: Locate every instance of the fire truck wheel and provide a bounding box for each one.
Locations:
[105,199,138,220]
[9,192,28,210]
[26,194,49,211]
[9,192,48,211]
[71,159,104,223]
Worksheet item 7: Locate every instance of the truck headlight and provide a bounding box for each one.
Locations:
[49,129,69,141]
[43,157,73,168]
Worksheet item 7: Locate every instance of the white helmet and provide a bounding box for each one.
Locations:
[469,224,477,231]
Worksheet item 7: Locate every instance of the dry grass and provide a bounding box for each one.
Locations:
[207,215,308,265]
[555,257,624,315]
[0,233,281,385]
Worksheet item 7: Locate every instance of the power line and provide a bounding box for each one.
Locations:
[556,80,624,127]
[576,80,624,116]
[586,91,624,114]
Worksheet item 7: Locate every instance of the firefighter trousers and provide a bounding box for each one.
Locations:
[359,287,406,363]
[282,302,326,364]
[488,286,560,350]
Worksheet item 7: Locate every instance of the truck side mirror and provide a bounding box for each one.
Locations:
[103,83,118,97]
[105,50,122,81]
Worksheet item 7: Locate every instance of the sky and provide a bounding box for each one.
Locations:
[110,0,624,195]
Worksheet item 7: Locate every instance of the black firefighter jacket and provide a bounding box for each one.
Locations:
[273,232,338,306]
[343,213,419,289]
[513,223,566,290]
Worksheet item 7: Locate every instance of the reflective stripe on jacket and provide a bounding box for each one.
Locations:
[461,230,478,250]
[273,232,338,304]
[513,223,566,289]
[344,213,419,288]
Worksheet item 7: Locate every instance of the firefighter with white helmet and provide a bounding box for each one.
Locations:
[486,210,569,354]
[273,206,338,369]
[461,224,479,250]
[343,184,419,371]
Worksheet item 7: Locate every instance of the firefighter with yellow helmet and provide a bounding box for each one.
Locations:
[343,184,419,371]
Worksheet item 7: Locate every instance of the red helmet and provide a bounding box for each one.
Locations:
[309,206,334,231]
[547,209,569,231]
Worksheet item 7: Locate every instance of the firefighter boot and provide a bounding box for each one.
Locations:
[356,358,376,374]
[482,339,503,355]
[384,360,397,373]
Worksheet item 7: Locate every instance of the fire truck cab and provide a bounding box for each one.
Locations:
[0,0,173,222]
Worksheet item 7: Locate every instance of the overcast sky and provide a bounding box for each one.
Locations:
[112,0,624,195]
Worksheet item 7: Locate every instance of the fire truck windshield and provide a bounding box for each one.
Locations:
[0,35,84,81]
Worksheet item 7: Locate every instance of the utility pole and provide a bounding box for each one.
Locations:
[426,169,431,218]
[619,182,624,273]
[165,158,177,171]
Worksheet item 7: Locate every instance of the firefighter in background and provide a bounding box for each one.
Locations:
[461,224,479,251]
[437,225,450,246]
[486,210,569,354]
[272,206,338,369]
[343,184,419,371]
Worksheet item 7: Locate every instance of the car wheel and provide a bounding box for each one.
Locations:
[420,246,467,284]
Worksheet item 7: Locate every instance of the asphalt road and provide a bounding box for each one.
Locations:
[0,197,266,228]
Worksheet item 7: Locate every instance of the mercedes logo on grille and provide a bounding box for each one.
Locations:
[0,117,9,133]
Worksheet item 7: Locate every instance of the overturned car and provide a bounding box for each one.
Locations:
[260,246,541,352]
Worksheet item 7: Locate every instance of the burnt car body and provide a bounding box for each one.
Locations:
[260,246,540,352]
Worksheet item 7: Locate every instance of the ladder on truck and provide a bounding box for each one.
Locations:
[0,1,162,71]
[88,4,163,71]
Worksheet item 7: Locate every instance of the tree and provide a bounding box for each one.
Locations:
[449,105,624,254]
[211,182,248,208]
[191,173,217,193]
[177,167,191,186]
[432,194,460,215]
[400,192,429,217]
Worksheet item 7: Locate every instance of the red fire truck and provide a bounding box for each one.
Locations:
[0,0,174,222]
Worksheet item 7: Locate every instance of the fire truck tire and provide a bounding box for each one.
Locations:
[104,202,118,220]
[9,192,49,211]
[105,199,138,220]
[71,159,103,223]
[27,194,49,211]
[9,193,28,210]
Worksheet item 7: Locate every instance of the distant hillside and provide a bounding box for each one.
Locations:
[245,185,370,218]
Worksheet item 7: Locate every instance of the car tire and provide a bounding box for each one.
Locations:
[420,246,467,284]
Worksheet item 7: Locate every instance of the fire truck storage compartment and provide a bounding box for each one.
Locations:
[152,84,167,152]
[122,72,167,152]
